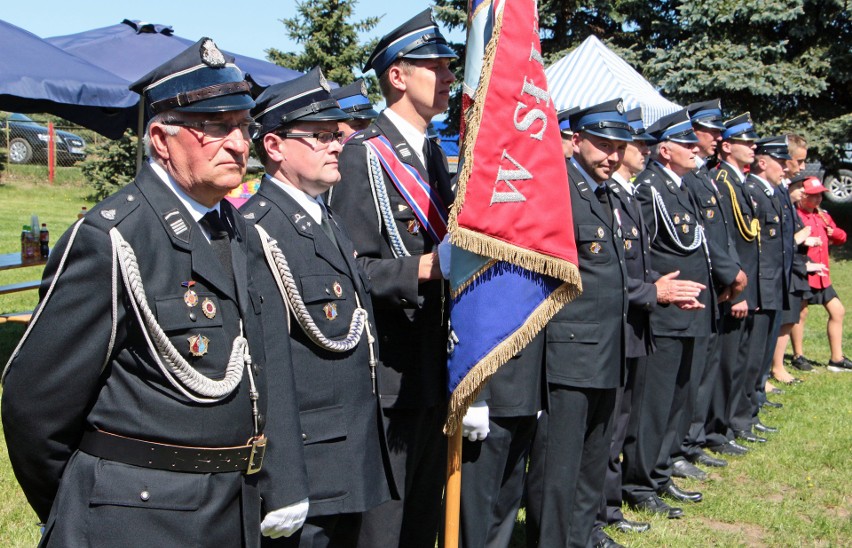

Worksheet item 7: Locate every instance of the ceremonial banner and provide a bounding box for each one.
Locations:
[444,0,581,436]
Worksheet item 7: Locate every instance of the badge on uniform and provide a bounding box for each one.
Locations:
[182,281,198,307]
[332,281,343,298]
[201,298,217,319]
[684,214,691,223]
[596,227,604,238]
[706,209,715,219]
[624,239,633,251]
[673,215,681,224]
[590,242,602,254]
[407,219,421,235]
[682,224,690,234]
[188,334,209,357]
[323,303,338,320]
[711,196,717,205]
[769,228,776,237]
[632,227,638,237]
[773,215,779,223]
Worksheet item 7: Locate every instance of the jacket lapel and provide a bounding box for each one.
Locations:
[135,165,237,302]
[568,160,611,228]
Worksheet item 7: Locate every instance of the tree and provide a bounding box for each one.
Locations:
[81,130,138,201]
[267,0,382,101]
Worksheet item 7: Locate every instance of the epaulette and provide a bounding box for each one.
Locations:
[714,169,729,186]
[81,188,141,231]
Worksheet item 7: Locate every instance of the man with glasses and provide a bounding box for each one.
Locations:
[242,67,392,547]
[329,9,457,547]
[621,108,712,518]
[2,39,306,547]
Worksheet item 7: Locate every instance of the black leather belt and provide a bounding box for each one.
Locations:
[79,430,266,474]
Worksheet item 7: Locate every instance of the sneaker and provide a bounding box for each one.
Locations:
[827,356,852,372]
[790,355,813,371]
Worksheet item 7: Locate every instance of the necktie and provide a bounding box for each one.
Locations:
[595,184,613,225]
[319,206,338,247]
[201,210,234,286]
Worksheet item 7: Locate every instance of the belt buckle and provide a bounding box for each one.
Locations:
[246,435,267,475]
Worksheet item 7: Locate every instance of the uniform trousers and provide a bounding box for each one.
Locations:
[459,415,537,548]
[677,332,716,460]
[596,357,643,529]
[268,514,361,548]
[754,310,783,413]
[526,385,616,548]
[622,336,695,502]
[357,405,446,548]
[732,311,774,432]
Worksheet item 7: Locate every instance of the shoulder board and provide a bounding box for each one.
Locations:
[82,188,141,231]
[241,193,272,222]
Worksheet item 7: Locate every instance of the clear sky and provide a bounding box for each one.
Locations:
[2,1,462,62]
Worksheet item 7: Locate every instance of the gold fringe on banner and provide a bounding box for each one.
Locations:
[443,281,580,437]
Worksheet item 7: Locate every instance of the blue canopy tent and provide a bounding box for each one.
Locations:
[0,19,137,138]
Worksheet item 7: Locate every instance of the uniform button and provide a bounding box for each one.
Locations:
[302,433,308,441]
[400,298,409,305]
[569,333,575,340]
[126,195,135,202]
[189,312,197,321]
[140,490,150,501]
[325,288,331,294]
[259,295,264,304]
[257,413,265,427]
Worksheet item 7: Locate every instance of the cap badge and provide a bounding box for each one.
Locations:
[360,80,369,96]
[590,242,602,254]
[318,70,331,93]
[201,297,217,319]
[188,334,210,357]
[323,303,338,320]
[200,39,226,68]
[616,100,625,114]
[332,281,343,297]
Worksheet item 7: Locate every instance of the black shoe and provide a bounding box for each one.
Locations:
[629,494,684,518]
[763,399,783,409]
[754,420,779,434]
[595,533,625,548]
[612,519,651,534]
[827,356,852,372]
[663,482,703,503]
[672,459,707,480]
[708,440,748,456]
[734,429,767,443]
[692,450,728,468]
[790,355,813,371]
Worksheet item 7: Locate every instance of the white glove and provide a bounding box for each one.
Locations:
[461,401,490,442]
[438,234,453,280]
[261,497,309,539]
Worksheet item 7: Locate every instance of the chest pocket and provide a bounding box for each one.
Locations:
[669,211,696,239]
[577,224,612,265]
[701,195,722,225]
[155,293,224,332]
[299,274,350,337]
[763,211,781,240]
[390,201,426,253]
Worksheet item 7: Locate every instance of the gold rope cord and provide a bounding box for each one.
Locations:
[718,171,760,245]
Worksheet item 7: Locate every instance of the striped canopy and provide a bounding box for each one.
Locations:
[545,35,681,126]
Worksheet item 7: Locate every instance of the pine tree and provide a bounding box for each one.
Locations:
[266,0,381,101]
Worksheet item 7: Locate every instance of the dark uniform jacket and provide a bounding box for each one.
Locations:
[544,160,628,390]
[243,180,392,517]
[635,161,714,337]
[744,174,788,311]
[610,177,658,358]
[713,161,759,309]
[684,164,742,296]
[477,331,545,417]
[1,164,305,547]
[330,112,454,409]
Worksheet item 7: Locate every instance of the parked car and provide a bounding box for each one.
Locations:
[823,142,852,204]
[0,113,86,165]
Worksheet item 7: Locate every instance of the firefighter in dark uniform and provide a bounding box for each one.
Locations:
[525,99,630,548]
[740,136,791,440]
[675,100,748,478]
[328,9,457,548]
[243,67,392,547]
[621,108,713,518]
[704,113,761,457]
[1,39,307,547]
[330,78,380,141]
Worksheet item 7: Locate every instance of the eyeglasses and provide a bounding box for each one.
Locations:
[278,131,344,145]
[162,120,262,140]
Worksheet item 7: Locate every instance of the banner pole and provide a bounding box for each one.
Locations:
[444,428,463,548]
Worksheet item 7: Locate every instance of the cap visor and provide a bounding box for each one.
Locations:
[297,107,352,122]
[583,128,633,142]
[695,119,726,131]
[350,108,380,120]
[403,43,458,60]
[173,93,255,113]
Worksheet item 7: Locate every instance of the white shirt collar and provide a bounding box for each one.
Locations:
[266,174,325,224]
[383,107,427,166]
[610,171,634,195]
[720,160,745,183]
[695,156,706,169]
[149,160,220,242]
[570,158,604,192]
[751,174,775,195]
[654,161,683,187]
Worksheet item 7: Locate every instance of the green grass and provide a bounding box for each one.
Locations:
[0,178,850,546]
